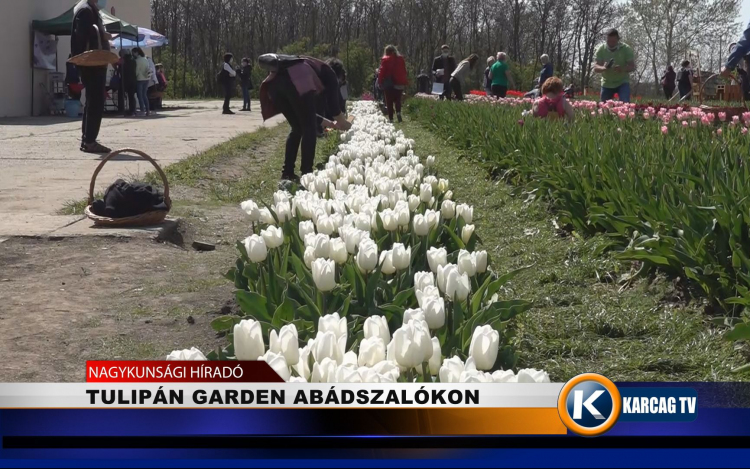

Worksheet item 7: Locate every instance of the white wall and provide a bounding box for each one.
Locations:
[0,0,151,117]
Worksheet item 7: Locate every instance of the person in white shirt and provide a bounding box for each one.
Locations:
[221,52,237,114]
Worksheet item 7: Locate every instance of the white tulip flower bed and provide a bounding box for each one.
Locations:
[168,101,551,384]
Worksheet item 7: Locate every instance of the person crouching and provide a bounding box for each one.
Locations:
[532,77,575,121]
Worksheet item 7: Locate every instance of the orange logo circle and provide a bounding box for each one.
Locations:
[557,373,621,437]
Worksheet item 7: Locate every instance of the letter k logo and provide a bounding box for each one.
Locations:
[573,390,605,420]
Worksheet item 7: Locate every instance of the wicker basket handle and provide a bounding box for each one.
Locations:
[88,148,171,208]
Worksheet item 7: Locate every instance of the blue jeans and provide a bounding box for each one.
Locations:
[136,81,150,113]
[600,82,631,103]
[241,84,251,109]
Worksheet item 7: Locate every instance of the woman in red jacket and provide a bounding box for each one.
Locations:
[378,45,408,122]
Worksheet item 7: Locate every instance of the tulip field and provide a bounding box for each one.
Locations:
[167,101,549,384]
[409,94,750,317]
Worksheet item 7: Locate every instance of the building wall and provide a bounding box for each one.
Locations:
[0,0,151,117]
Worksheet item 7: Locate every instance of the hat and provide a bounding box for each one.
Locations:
[441,45,450,50]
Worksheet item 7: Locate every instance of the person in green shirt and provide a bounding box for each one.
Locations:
[593,29,635,102]
[489,52,515,99]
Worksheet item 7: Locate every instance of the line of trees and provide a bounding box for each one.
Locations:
[151,0,742,99]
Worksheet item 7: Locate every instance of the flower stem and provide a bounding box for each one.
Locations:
[422,362,430,381]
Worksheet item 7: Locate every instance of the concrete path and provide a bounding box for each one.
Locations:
[0,100,283,237]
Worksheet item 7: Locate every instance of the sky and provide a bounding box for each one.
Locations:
[743,0,750,24]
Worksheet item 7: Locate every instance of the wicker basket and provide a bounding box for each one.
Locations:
[68,50,120,67]
[84,149,172,227]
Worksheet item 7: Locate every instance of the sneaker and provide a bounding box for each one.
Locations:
[223,110,235,115]
[397,113,403,123]
[80,141,112,154]
[281,173,301,184]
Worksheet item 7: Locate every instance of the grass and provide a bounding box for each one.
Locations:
[399,114,747,382]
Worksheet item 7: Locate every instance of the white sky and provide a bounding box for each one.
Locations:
[742,0,750,24]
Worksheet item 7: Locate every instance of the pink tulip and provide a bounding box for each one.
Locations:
[682,121,688,127]
[717,128,723,136]
[661,126,668,135]
[719,112,727,122]
[743,127,748,135]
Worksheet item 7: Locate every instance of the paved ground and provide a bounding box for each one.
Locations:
[0,100,283,237]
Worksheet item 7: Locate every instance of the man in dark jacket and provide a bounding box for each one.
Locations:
[432,45,457,100]
[416,70,431,94]
[238,58,254,111]
[71,0,111,154]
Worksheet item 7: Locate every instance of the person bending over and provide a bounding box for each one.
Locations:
[532,77,575,121]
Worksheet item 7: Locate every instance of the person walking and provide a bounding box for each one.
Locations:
[677,60,693,100]
[122,49,137,116]
[238,58,254,111]
[220,53,237,114]
[489,52,514,98]
[450,54,479,101]
[661,65,676,100]
[133,47,151,116]
[432,45,457,100]
[484,57,495,94]
[71,0,111,154]
[378,45,409,122]
[539,54,554,88]
[259,54,352,182]
[593,29,635,103]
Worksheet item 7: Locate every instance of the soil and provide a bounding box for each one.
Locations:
[0,129,284,382]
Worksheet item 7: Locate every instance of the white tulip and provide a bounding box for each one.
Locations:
[243,235,268,263]
[413,214,429,236]
[462,224,475,244]
[392,243,411,270]
[303,246,316,269]
[371,360,402,382]
[457,249,477,277]
[354,213,372,231]
[356,239,379,273]
[358,337,386,367]
[457,204,474,224]
[379,209,399,232]
[459,370,494,383]
[444,190,454,200]
[408,194,421,212]
[469,325,500,371]
[422,296,446,330]
[416,285,441,309]
[426,155,436,167]
[379,250,396,275]
[318,313,348,341]
[439,356,465,383]
[240,200,260,222]
[329,238,348,264]
[437,263,458,293]
[441,200,456,220]
[311,357,337,383]
[316,215,337,236]
[166,347,207,361]
[294,341,313,380]
[273,191,290,205]
[275,202,292,222]
[299,220,316,239]
[445,270,471,302]
[306,233,331,259]
[312,331,344,364]
[289,376,308,383]
[420,183,433,203]
[517,369,551,383]
[474,250,488,273]
[438,179,450,193]
[424,209,440,229]
[260,225,284,249]
[392,320,433,369]
[312,258,337,292]
[342,351,359,367]
[403,308,425,324]
[395,203,411,227]
[492,370,518,383]
[269,324,300,366]
[429,337,441,375]
[364,316,391,344]
[335,364,363,383]
[259,350,291,382]
[413,271,435,292]
[234,319,265,361]
[427,247,448,273]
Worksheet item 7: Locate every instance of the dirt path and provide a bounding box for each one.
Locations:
[0,125,289,382]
